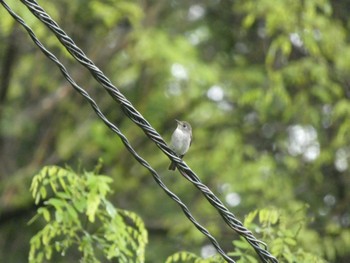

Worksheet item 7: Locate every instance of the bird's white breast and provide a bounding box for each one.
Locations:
[170,128,191,155]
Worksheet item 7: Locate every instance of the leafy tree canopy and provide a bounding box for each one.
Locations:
[1,0,350,262]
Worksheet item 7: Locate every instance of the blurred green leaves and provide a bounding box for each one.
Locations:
[1,0,350,262]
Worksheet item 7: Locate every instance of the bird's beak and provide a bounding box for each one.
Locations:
[175,119,181,125]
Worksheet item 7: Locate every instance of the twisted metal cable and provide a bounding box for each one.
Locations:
[3,0,278,262]
[19,0,278,262]
[0,1,235,262]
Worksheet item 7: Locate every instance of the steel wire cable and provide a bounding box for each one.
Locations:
[2,0,278,262]
[0,1,235,262]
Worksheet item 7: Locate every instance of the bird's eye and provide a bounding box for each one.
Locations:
[183,124,186,128]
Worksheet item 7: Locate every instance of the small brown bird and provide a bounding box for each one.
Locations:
[168,120,192,171]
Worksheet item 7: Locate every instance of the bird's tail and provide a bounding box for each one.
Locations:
[168,161,176,171]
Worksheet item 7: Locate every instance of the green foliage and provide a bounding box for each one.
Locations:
[2,0,350,262]
[165,206,327,263]
[165,251,225,263]
[229,207,327,263]
[28,166,147,263]
[89,1,143,29]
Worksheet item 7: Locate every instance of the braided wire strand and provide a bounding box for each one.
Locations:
[3,0,279,262]
[0,1,235,262]
[19,0,278,262]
